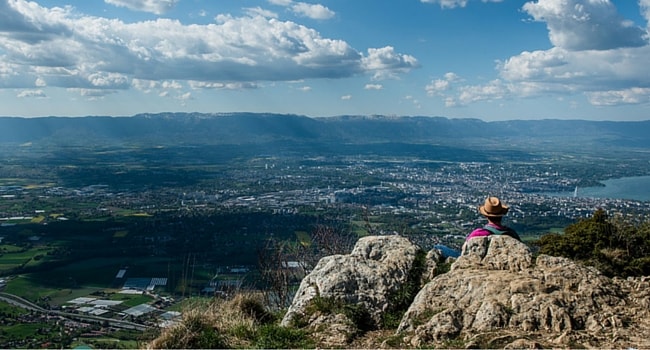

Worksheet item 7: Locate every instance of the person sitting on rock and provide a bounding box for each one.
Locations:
[466,196,521,241]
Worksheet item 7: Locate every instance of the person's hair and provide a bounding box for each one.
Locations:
[487,216,502,224]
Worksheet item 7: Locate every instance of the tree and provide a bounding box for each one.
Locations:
[536,209,650,277]
[257,225,356,309]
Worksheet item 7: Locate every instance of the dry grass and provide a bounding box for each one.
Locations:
[145,293,263,349]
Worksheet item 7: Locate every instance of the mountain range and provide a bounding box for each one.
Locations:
[1,113,649,151]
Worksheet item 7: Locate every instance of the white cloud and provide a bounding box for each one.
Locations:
[364,84,383,90]
[0,1,417,94]
[420,0,503,9]
[177,91,192,101]
[362,46,420,80]
[67,88,117,98]
[104,0,178,15]
[438,1,650,108]
[457,79,508,104]
[132,78,158,92]
[641,0,650,24]
[425,79,450,96]
[244,7,278,19]
[425,72,460,96]
[522,0,646,51]
[269,0,335,20]
[341,94,352,100]
[87,72,130,88]
[189,81,258,90]
[587,88,650,106]
[291,3,335,20]
[17,89,46,98]
[500,46,650,94]
[268,0,292,6]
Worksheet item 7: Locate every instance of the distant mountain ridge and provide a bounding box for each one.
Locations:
[1,112,649,150]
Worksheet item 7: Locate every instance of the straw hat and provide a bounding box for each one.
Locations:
[478,196,509,217]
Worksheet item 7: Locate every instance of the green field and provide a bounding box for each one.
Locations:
[3,275,103,305]
[0,244,58,272]
[108,292,155,307]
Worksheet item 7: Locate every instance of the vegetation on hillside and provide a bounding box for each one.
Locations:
[535,209,650,277]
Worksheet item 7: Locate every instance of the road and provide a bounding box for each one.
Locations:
[0,292,151,331]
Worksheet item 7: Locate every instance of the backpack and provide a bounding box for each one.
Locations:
[483,225,521,241]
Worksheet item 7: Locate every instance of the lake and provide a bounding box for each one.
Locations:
[548,175,650,202]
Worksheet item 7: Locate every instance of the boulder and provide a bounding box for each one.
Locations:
[281,235,427,330]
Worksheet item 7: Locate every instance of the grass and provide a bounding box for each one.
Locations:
[126,213,153,217]
[109,293,154,307]
[77,338,140,349]
[0,244,24,253]
[113,230,129,238]
[4,275,102,304]
[0,245,57,273]
[30,216,45,223]
[0,300,29,316]
[147,293,315,349]
[1,323,45,338]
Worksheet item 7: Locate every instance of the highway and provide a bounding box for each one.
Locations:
[0,292,152,331]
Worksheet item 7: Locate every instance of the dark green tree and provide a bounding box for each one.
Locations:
[536,209,650,277]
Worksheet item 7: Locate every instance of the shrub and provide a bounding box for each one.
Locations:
[535,209,650,278]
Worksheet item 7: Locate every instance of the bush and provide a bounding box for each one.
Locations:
[535,209,650,278]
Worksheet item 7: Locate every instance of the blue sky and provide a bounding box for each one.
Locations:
[1,0,649,121]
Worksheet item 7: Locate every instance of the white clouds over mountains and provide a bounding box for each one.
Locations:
[0,0,415,99]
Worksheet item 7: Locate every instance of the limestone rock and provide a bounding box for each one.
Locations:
[280,235,423,330]
[284,234,650,349]
[397,235,650,348]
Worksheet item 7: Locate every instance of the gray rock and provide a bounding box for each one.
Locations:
[283,234,650,349]
[281,235,423,329]
[397,235,648,347]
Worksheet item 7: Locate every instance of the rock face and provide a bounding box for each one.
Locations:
[283,234,650,349]
[281,235,424,330]
[398,235,650,348]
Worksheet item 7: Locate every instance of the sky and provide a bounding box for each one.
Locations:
[1,0,650,121]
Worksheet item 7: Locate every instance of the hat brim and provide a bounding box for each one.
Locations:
[479,206,508,217]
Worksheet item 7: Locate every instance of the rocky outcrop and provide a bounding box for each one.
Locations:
[281,235,426,330]
[283,234,650,349]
